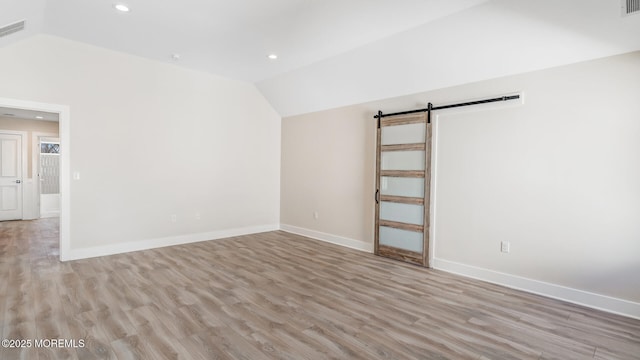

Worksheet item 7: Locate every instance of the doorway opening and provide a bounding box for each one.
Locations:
[0,97,70,261]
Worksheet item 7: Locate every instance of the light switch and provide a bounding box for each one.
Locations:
[73,171,80,180]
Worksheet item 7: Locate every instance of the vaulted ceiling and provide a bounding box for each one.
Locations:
[1,0,487,81]
[1,0,640,116]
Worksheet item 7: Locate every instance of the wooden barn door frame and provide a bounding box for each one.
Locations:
[374,110,432,267]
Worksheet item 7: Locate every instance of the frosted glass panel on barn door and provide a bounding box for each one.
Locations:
[375,113,431,267]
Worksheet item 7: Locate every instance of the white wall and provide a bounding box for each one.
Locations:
[0,35,281,257]
[280,51,640,318]
[281,106,376,251]
[259,0,640,117]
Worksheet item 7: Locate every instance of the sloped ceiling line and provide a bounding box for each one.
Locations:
[0,0,639,117]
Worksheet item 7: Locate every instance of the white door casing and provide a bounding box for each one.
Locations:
[0,133,23,221]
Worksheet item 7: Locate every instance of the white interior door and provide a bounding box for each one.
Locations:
[0,133,23,221]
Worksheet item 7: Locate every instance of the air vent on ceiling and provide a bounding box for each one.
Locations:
[623,0,640,16]
[0,20,25,38]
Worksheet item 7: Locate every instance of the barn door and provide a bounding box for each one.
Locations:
[375,113,431,266]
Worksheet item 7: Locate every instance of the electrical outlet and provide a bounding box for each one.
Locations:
[170,214,177,223]
[501,241,510,253]
[195,212,201,220]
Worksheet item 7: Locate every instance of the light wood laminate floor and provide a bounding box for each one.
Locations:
[1,219,639,359]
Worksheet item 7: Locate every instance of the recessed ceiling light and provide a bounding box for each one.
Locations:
[267,54,278,60]
[114,4,130,12]
[35,116,44,119]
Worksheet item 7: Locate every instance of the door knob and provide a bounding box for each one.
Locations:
[15,180,21,184]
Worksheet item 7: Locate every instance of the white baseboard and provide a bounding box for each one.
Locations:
[432,258,640,320]
[63,224,280,261]
[280,224,374,253]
